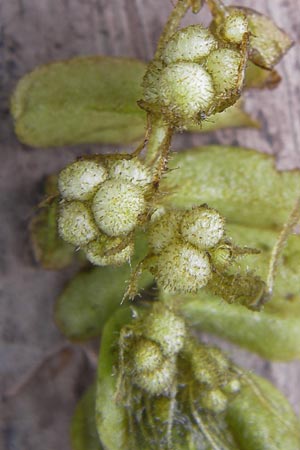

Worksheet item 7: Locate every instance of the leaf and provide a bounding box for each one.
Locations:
[95,308,132,450]
[233,7,293,70]
[244,61,281,90]
[11,56,147,147]
[12,57,261,149]
[30,198,79,269]
[226,374,300,449]
[71,384,103,450]
[181,293,300,360]
[191,100,260,133]
[54,233,152,341]
[162,146,300,230]
[30,175,83,269]
[227,223,300,300]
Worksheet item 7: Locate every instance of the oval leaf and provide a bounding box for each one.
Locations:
[55,234,152,341]
[71,384,103,450]
[11,56,147,147]
[162,146,300,229]
[12,57,261,149]
[181,293,300,360]
[95,308,132,450]
[226,374,300,449]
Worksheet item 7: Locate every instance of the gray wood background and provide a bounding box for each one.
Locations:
[1,0,300,449]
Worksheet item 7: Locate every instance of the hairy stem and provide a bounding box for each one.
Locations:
[267,197,300,297]
[154,0,192,60]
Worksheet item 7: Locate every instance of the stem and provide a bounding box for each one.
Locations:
[145,115,172,165]
[154,0,191,60]
[205,0,227,19]
[267,197,300,297]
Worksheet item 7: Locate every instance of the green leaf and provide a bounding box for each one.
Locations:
[226,374,300,449]
[162,146,300,229]
[191,100,260,133]
[95,308,132,450]
[244,61,281,90]
[11,56,147,147]
[181,293,300,360]
[12,57,261,149]
[54,233,152,341]
[30,199,79,269]
[234,7,293,70]
[30,175,83,269]
[71,384,103,450]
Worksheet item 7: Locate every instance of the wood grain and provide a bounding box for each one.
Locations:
[1,1,300,449]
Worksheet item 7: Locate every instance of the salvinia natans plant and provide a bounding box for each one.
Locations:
[11,0,300,449]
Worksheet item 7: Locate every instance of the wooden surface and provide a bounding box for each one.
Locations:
[1,1,300,449]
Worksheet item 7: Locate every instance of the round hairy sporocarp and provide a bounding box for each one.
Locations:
[152,242,212,293]
[222,378,241,395]
[158,63,215,123]
[133,339,164,373]
[181,207,225,250]
[148,209,181,254]
[162,25,218,65]
[143,306,186,356]
[206,48,242,93]
[92,179,146,236]
[58,159,108,201]
[109,158,152,188]
[133,357,176,396]
[83,235,134,266]
[58,201,98,246]
[222,12,248,44]
[200,389,228,413]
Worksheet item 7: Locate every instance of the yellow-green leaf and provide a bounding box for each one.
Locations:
[162,146,300,229]
[234,7,293,70]
[226,374,300,449]
[181,293,300,360]
[54,234,152,341]
[11,56,147,147]
[71,384,103,450]
[192,100,260,133]
[12,57,261,149]
[95,308,132,450]
[29,175,83,269]
[244,61,281,90]
[30,198,80,269]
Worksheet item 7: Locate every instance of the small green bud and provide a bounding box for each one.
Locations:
[158,63,215,124]
[92,179,146,236]
[162,25,218,65]
[133,339,164,373]
[222,378,241,395]
[109,158,152,188]
[200,389,228,413]
[208,347,230,372]
[206,48,242,93]
[210,243,233,269]
[222,13,248,44]
[58,201,98,246]
[143,306,186,356]
[58,159,108,201]
[181,207,225,250]
[134,358,176,396]
[152,243,212,293]
[84,235,134,266]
